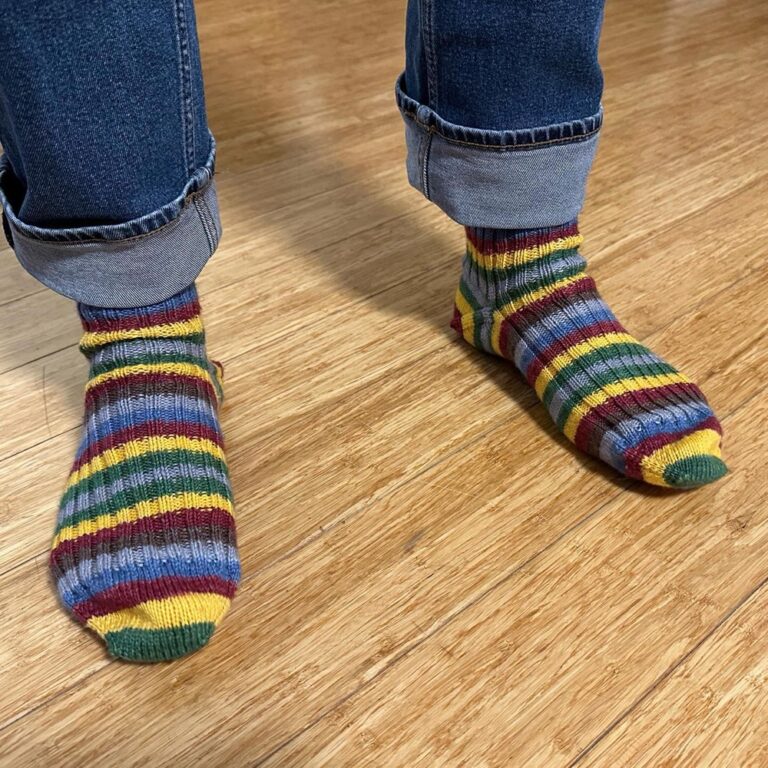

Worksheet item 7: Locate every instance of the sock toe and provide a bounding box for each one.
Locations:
[86,592,233,662]
[662,454,728,489]
[640,428,727,489]
[103,622,217,663]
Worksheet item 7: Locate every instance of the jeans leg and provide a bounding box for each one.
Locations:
[0,0,221,307]
[399,0,606,228]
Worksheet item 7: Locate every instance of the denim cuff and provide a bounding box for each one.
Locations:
[395,73,602,228]
[0,133,222,308]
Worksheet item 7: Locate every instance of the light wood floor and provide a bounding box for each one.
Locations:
[1,0,767,765]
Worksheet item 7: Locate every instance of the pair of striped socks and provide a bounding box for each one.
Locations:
[52,222,724,662]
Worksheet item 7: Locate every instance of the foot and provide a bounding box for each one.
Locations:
[451,223,727,488]
[50,284,240,661]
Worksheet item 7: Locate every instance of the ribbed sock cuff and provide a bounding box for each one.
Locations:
[465,221,580,257]
[78,284,200,328]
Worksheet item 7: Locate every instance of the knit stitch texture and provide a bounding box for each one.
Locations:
[50,284,240,662]
[452,223,727,488]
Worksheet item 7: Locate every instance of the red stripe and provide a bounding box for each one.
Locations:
[523,318,627,386]
[72,575,237,623]
[497,312,515,359]
[80,299,200,333]
[51,508,236,566]
[85,372,217,409]
[623,414,722,480]
[450,306,463,335]
[466,222,579,255]
[572,382,704,452]
[72,419,222,471]
[500,276,599,357]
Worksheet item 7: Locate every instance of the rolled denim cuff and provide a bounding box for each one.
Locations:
[0,133,222,308]
[395,73,602,228]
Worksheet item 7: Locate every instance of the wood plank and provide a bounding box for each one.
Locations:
[581,588,768,767]
[0,256,763,760]
[263,395,767,768]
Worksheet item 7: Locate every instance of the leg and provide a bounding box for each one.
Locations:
[399,0,726,488]
[0,0,240,660]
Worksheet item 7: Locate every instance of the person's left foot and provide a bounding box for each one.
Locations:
[50,284,240,662]
[451,222,727,488]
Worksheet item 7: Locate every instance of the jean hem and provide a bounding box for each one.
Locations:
[1,133,222,307]
[395,74,602,228]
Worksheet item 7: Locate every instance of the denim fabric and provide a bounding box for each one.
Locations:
[0,0,219,307]
[400,0,606,227]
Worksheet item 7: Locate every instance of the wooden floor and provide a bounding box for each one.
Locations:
[1,0,767,765]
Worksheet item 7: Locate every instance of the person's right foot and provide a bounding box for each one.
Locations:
[50,284,240,662]
[452,222,727,488]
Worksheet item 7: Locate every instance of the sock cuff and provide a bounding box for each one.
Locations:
[77,284,204,355]
[466,220,581,256]
[78,284,200,326]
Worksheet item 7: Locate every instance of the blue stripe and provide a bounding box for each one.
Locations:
[76,395,220,459]
[515,297,616,355]
[58,462,230,522]
[91,338,207,367]
[598,401,715,472]
[546,350,676,425]
[57,542,240,607]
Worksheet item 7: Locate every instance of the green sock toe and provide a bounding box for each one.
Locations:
[662,455,729,489]
[103,623,217,663]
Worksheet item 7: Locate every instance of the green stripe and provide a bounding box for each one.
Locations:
[57,474,233,532]
[500,258,585,306]
[103,622,217,662]
[553,360,686,433]
[541,343,672,409]
[468,246,582,277]
[456,276,487,350]
[61,448,229,507]
[458,271,483,312]
[90,351,209,377]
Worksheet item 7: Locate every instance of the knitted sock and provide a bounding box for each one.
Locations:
[452,222,727,488]
[50,284,240,662]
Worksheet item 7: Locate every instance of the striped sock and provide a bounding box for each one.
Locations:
[452,222,727,488]
[50,284,240,662]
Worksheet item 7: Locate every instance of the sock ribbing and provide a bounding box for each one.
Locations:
[452,223,727,488]
[51,284,240,661]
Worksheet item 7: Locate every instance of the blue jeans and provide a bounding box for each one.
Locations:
[0,0,605,307]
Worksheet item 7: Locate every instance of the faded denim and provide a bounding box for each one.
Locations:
[399,0,606,228]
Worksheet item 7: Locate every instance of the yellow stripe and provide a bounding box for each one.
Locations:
[640,428,722,487]
[53,491,233,547]
[87,593,231,634]
[467,234,583,271]
[80,316,203,351]
[496,273,585,317]
[533,332,638,398]
[489,273,586,354]
[86,361,212,391]
[454,287,475,344]
[490,310,505,355]
[67,435,226,489]
[562,372,691,441]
